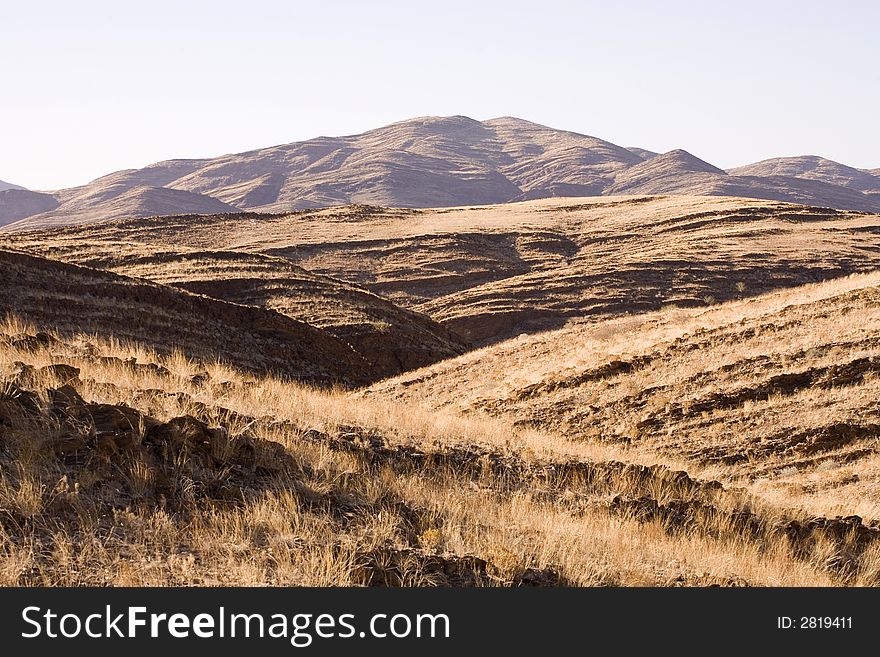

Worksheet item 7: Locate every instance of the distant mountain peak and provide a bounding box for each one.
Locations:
[655,149,727,174]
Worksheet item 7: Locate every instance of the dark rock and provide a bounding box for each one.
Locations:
[0,382,42,425]
[6,332,57,352]
[189,372,210,388]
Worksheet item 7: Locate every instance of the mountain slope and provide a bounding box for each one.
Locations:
[2,307,859,586]
[0,189,60,227]
[608,152,880,211]
[625,146,659,160]
[365,271,880,521]
[7,185,239,230]
[606,149,727,194]
[5,117,880,228]
[729,156,880,192]
[0,179,25,192]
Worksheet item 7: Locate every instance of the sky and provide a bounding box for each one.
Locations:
[1,0,877,190]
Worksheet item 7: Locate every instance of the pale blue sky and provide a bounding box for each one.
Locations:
[2,0,877,189]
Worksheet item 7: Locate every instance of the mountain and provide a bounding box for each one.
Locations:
[0,189,60,227]
[4,117,880,229]
[13,184,239,229]
[606,149,727,193]
[625,146,659,160]
[0,179,25,192]
[607,151,880,211]
[729,156,880,193]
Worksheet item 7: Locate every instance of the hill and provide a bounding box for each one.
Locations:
[3,269,880,586]
[8,195,879,346]
[3,194,880,586]
[0,189,60,227]
[8,185,240,230]
[0,224,466,378]
[608,152,880,211]
[729,156,880,193]
[4,117,880,229]
[366,271,880,529]
[0,248,377,386]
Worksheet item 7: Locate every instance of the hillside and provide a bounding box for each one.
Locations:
[11,185,240,230]
[8,196,880,346]
[729,156,880,193]
[609,152,880,210]
[0,221,466,376]
[366,272,880,524]
[0,189,60,227]
[4,117,880,229]
[81,248,465,375]
[0,248,376,386]
[0,179,24,192]
[3,194,880,586]
[3,273,880,586]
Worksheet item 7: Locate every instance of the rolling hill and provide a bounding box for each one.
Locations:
[3,117,880,230]
[0,189,60,227]
[8,195,879,347]
[0,248,383,386]
[10,185,240,230]
[364,270,880,534]
[729,156,880,193]
[0,226,466,380]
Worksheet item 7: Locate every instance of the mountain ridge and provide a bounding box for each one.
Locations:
[4,116,880,229]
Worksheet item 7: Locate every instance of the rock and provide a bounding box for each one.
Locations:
[6,332,57,352]
[0,383,42,424]
[93,356,172,378]
[189,372,210,388]
[15,363,80,388]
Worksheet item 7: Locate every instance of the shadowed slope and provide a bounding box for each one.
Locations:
[6,185,240,230]
[82,249,466,376]
[0,189,59,227]
[609,152,880,212]
[2,318,874,586]
[0,248,373,386]
[0,179,25,192]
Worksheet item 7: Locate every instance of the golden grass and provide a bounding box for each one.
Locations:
[2,312,877,587]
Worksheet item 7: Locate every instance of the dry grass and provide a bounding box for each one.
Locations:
[1,312,876,587]
[371,272,880,526]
